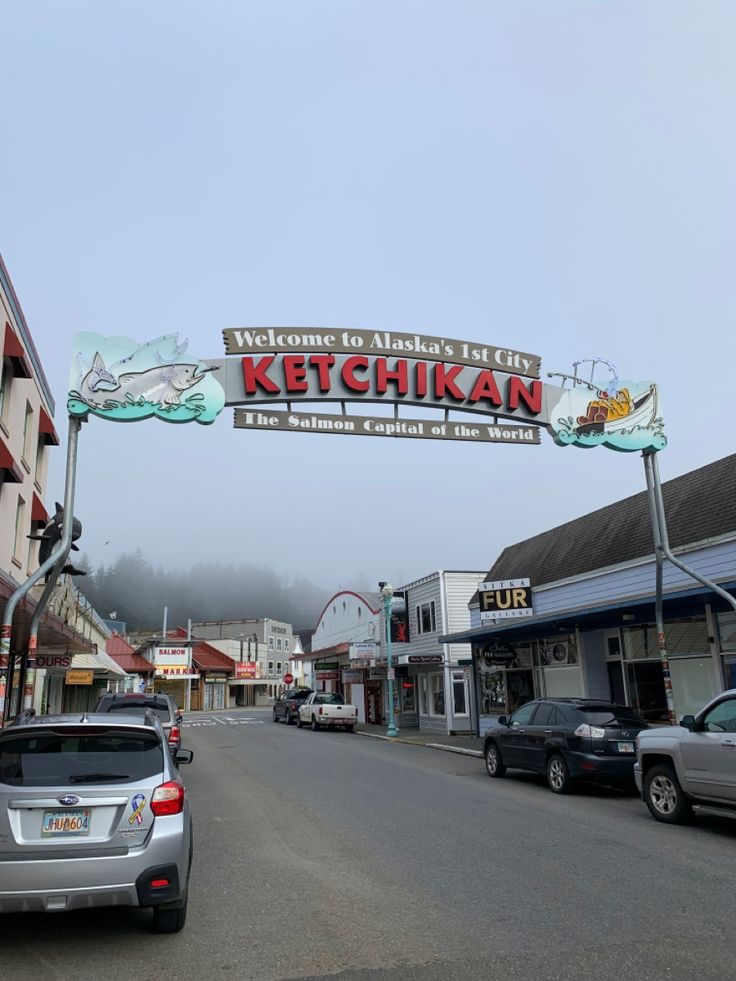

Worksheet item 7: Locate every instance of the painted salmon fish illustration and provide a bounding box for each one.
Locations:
[79,353,218,409]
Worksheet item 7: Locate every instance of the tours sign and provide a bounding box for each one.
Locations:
[68,328,665,453]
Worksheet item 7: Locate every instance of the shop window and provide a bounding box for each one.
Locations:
[401,679,416,713]
[717,613,736,651]
[430,674,445,716]
[451,671,467,716]
[624,619,709,660]
[416,601,436,635]
[606,635,622,658]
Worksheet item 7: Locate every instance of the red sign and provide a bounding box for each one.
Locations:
[283,672,294,685]
[315,670,340,681]
[236,661,257,679]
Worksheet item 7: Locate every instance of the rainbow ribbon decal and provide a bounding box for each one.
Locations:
[129,793,146,826]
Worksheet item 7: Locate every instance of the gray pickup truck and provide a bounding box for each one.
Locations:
[635,688,736,823]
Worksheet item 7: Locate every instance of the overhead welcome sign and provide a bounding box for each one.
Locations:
[68,328,665,452]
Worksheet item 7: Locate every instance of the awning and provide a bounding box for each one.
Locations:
[38,406,60,446]
[0,436,23,483]
[2,323,32,379]
[31,492,49,526]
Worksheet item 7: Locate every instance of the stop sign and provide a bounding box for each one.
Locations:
[283,672,294,685]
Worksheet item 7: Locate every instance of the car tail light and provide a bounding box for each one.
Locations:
[574,723,606,739]
[168,725,180,746]
[150,878,170,889]
[290,701,297,709]
[319,706,323,715]
[150,781,185,816]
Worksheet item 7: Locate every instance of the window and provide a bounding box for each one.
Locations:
[284,639,290,652]
[268,661,274,674]
[268,637,274,649]
[416,601,436,635]
[0,358,13,424]
[276,638,282,651]
[509,702,538,727]
[276,662,282,673]
[358,608,362,618]
[452,671,467,716]
[22,402,33,462]
[13,496,26,563]
[430,674,445,716]
[702,698,736,733]
[532,704,555,727]
[0,730,163,787]
[35,436,45,484]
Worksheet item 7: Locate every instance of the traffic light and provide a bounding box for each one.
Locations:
[28,502,86,577]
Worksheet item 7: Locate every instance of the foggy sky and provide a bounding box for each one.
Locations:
[2,2,734,596]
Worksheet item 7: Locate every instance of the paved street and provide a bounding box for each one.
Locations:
[1,707,735,981]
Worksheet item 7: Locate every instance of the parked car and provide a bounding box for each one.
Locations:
[96,692,182,752]
[272,687,314,725]
[0,710,194,932]
[297,692,358,732]
[483,698,648,793]
[635,689,736,824]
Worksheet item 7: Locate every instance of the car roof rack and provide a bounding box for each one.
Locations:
[6,708,37,727]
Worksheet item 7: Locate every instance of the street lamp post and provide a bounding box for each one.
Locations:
[381,583,399,738]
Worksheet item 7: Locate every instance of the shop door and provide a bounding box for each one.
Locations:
[626,661,668,722]
[214,683,225,710]
[204,683,214,711]
[607,661,626,704]
[366,682,382,725]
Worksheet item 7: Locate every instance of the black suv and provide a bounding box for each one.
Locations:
[95,692,183,752]
[273,688,313,726]
[483,698,648,794]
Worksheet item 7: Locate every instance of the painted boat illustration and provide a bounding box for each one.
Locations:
[574,384,657,436]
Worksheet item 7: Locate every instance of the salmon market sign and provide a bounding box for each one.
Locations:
[68,329,666,452]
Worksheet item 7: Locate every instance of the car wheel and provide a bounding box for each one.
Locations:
[297,715,303,728]
[345,725,354,733]
[546,753,572,794]
[484,741,506,778]
[644,764,693,824]
[272,711,278,722]
[152,894,188,934]
[285,711,292,726]
[311,715,319,731]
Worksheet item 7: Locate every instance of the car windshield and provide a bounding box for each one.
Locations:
[104,702,172,723]
[580,708,645,727]
[315,694,344,705]
[0,729,164,787]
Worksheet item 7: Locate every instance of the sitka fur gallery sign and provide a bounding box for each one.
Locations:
[68,329,664,452]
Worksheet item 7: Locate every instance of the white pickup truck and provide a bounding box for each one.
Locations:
[297,692,358,732]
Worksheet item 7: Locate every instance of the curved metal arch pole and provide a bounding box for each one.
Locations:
[1,417,82,724]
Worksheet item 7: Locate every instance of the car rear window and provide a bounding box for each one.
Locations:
[0,729,164,787]
[314,694,345,705]
[579,708,645,727]
[104,702,172,723]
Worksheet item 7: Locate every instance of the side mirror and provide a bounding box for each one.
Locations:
[175,749,194,765]
[680,715,696,731]
[497,715,507,727]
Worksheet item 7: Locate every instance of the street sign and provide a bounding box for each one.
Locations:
[65,669,94,685]
[387,667,395,681]
[283,672,294,685]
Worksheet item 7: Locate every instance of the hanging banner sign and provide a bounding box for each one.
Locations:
[479,579,533,622]
[235,409,540,444]
[223,327,541,378]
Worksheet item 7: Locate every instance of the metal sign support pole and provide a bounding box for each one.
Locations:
[643,451,676,724]
[0,417,82,724]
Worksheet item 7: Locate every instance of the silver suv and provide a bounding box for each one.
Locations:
[0,711,193,932]
[635,689,736,823]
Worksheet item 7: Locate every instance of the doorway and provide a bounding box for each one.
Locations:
[626,660,668,722]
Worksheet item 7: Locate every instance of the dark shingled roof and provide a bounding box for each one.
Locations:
[476,453,736,597]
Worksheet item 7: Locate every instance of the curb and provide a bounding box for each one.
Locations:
[355,729,483,757]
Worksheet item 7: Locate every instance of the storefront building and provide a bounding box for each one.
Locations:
[441,454,736,735]
[191,618,294,703]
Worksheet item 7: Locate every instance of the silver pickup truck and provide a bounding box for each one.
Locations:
[635,688,736,823]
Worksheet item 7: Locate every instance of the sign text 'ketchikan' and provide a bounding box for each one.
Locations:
[212,328,563,435]
[479,579,533,622]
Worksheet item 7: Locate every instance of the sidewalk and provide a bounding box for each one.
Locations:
[355,722,484,758]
